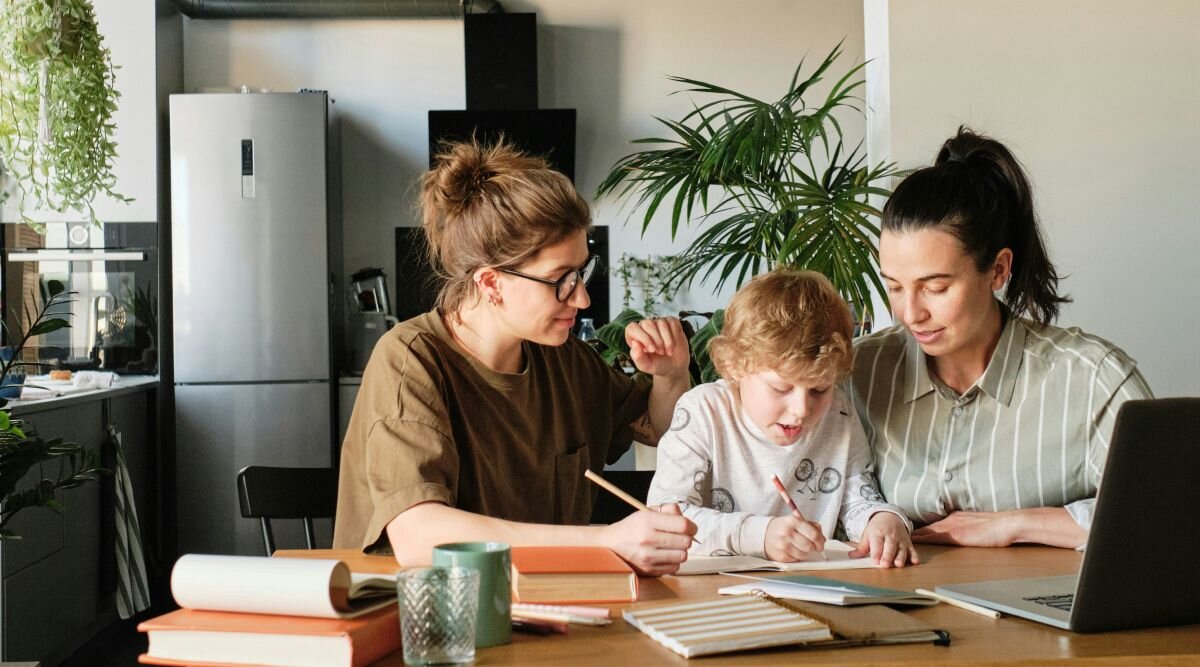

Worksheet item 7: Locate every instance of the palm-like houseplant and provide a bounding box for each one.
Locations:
[595,42,900,329]
[0,280,105,538]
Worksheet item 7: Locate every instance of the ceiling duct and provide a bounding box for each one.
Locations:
[171,0,502,20]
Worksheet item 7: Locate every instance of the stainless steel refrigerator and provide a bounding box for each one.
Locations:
[169,92,341,556]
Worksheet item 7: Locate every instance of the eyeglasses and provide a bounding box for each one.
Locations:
[499,254,600,302]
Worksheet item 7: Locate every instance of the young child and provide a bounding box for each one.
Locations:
[647,269,918,567]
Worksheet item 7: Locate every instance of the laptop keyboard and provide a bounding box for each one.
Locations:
[1023,594,1074,612]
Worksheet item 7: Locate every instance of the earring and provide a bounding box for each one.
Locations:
[487,292,500,306]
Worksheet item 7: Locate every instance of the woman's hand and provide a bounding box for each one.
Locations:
[910,508,1087,548]
[911,511,1017,547]
[625,317,691,380]
[599,503,697,576]
[850,512,920,567]
[764,515,826,562]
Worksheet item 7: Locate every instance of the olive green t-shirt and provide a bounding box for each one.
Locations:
[333,310,652,552]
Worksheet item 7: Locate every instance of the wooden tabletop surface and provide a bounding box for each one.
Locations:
[279,545,1200,665]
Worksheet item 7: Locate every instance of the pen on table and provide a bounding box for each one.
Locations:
[512,617,569,635]
[769,473,827,561]
[915,588,1002,619]
[512,608,612,626]
[583,469,702,545]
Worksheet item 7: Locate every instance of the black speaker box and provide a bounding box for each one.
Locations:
[394,227,438,322]
[428,109,576,182]
[580,225,611,327]
[465,13,538,110]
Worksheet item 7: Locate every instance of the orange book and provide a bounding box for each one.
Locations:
[137,604,400,667]
[510,546,638,604]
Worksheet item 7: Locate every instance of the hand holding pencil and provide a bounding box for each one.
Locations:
[767,474,828,562]
[584,469,700,576]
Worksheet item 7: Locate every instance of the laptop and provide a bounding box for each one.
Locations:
[935,398,1200,633]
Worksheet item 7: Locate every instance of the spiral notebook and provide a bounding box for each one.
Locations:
[624,591,950,658]
[622,591,834,658]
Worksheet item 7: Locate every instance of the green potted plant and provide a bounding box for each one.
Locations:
[0,0,128,229]
[0,280,106,539]
[596,41,900,329]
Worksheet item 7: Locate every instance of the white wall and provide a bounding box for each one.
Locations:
[181,1,867,318]
[867,0,1200,397]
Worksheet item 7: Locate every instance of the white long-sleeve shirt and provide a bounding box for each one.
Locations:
[646,380,910,558]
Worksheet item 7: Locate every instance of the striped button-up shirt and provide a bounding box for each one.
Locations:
[846,310,1153,530]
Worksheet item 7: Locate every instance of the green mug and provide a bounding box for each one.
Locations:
[431,542,512,647]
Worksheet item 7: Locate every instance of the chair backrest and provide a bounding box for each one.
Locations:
[236,465,338,556]
[589,470,655,524]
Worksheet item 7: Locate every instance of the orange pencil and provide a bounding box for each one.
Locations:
[584,469,701,545]
[770,474,827,561]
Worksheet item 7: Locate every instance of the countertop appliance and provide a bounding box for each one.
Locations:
[346,267,397,374]
[170,91,341,556]
[348,266,390,314]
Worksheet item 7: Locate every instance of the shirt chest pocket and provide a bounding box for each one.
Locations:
[554,444,592,525]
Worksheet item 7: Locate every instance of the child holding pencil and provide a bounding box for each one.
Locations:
[646,270,918,567]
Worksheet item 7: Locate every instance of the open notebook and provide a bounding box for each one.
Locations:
[171,554,396,619]
[675,540,874,575]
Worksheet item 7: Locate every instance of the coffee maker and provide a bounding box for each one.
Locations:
[347,267,398,373]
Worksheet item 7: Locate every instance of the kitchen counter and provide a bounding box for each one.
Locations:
[6,375,159,416]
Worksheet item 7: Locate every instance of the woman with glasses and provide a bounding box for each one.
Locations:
[334,140,697,573]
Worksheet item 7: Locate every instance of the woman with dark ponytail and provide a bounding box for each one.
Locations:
[848,127,1153,549]
[333,140,697,573]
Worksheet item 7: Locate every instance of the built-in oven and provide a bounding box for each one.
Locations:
[2,221,158,374]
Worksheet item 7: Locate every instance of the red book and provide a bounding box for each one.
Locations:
[137,604,400,667]
[510,546,638,604]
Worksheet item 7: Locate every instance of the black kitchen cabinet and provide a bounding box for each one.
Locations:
[0,386,157,665]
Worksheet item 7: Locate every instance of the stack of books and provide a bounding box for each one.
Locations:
[138,554,401,667]
[510,546,639,604]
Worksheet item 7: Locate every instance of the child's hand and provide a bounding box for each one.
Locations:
[764,515,826,562]
[850,512,920,568]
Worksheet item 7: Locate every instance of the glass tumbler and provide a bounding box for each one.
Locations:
[397,566,481,666]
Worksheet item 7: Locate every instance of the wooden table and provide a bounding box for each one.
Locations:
[280,546,1200,665]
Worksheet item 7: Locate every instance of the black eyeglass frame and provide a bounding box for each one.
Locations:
[498,254,600,303]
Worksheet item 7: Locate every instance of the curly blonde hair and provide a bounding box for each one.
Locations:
[420,138,591,314]
[709,269,854,387]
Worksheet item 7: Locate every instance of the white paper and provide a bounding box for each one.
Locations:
[675,540,875,575]
[172,554,391,619]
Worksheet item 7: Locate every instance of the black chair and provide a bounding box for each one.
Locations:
[589,470,655,524]
[236,465,338,556]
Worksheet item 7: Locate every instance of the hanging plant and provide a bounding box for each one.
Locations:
[0,0,129,229]
[615,253,681,316]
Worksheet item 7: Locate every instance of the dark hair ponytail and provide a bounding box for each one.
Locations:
[882,126,1070,326]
